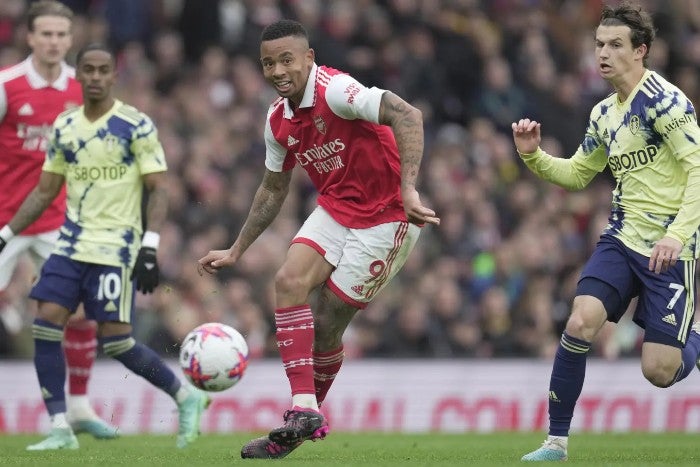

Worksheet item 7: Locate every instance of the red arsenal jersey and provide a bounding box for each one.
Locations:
[264,65,406,229]
[0,57,81,234]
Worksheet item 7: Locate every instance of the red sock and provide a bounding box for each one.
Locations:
[63,319,97,396]
[275,305,315,395]
[313,346,344,405]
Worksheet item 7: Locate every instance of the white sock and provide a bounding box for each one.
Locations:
[51,413,70,430]
[67,395,98,420]
[175,386,191,404]
[291,394,319,411]
[68,395,91,412]
[547,435,568,447]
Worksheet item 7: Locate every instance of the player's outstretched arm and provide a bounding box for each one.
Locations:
[2,171,64,242]
[378,91,439,226]
[198,169,292,275]
[511,118,542,155]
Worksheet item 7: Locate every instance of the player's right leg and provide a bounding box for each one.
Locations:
[25,255,82,451]
[521,296,604,461]
[27,299,79,451]
[90,263,209,448]
[523,236,633,461]
[27,231,117,438]
[266,209,349,448]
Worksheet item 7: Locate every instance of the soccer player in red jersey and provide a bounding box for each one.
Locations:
[198,19,440,459]
[0,1,116,439]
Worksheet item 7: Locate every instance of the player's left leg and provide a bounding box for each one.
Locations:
[89,263,209,448]
[523,236,636,462]
[99,323,210,448]
[311,218,421,406]
[312,286,357,406]
[636,257,699,387]
[693,322,700,371]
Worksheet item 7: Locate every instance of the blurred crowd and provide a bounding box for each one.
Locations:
[2,0,700,360]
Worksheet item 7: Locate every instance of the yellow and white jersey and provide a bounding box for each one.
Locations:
[43,99,167,267]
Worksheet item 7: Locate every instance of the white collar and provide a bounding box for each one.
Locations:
[283,63,318,119]
[24,55,71,91]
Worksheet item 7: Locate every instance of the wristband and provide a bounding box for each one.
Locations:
[142,231,160,249]
[0,225,15,242]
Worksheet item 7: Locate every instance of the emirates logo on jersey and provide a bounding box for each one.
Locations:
[313,115,327,135]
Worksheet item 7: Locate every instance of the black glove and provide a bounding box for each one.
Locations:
[130,247,159,294]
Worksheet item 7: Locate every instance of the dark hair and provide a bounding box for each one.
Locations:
[27,0,74,31]
[600,2,655,65]
[76,43,115,66]
[261,19,309,42]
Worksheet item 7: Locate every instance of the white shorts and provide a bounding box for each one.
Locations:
[292,207,421,308]
[0,230,59,290]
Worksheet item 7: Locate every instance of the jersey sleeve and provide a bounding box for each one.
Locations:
[264,112,288,172]
[652,90,700,244]
[652,90,700,161]
[132,113,167,174]
[520,112,608,190]
[325,73,385,123]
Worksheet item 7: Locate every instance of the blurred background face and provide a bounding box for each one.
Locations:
[27,15,72,66]
[260,35,314,105]
[76,50,115,101]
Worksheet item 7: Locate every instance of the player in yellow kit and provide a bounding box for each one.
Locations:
[513,2,700,461]
[1,43,209,451]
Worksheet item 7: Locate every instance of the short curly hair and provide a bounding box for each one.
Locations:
[261,19,309,43]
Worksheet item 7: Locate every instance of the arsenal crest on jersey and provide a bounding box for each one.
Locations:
[313,115,327,135]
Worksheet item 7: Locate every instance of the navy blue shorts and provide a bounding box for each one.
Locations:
[30,254,135,324]
[577,235,696,347]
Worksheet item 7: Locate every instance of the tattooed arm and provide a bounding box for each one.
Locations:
[198,169,292,274]
[7,171,64,235]
[378,92,440,226]
[378,92,423,193]
[142,172,169,233]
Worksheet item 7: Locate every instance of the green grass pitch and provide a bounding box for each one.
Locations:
[1,432,698,466]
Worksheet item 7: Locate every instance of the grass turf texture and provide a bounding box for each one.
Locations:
[1,432,698,466]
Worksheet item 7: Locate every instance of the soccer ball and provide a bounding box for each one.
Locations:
[179,322,249,392]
